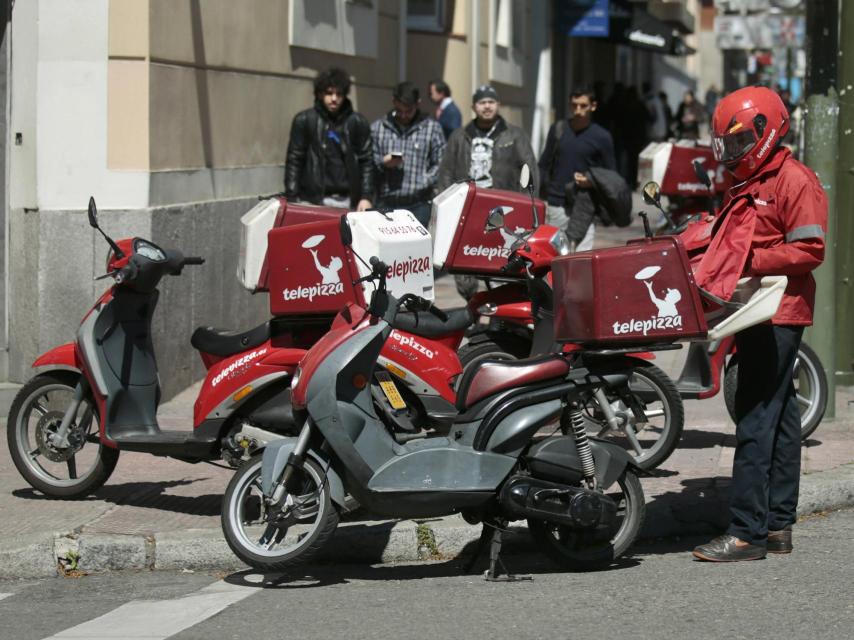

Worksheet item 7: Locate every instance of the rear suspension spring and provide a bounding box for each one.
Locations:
[563,404,596,481]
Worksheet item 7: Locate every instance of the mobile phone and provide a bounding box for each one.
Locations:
[391,151,403,159]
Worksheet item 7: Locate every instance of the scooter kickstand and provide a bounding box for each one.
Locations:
[483,526,532,583]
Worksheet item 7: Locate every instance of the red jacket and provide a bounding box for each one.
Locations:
[691,147,827,325]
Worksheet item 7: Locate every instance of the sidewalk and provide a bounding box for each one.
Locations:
[2,217,853,578]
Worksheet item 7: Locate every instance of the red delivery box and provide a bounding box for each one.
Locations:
[265,209,435,317]
[431,182,547,276]
[552,236,708,345]
[266,218,363,316]
[237,197,344,292]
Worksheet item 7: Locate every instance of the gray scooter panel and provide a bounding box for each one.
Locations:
[305,321,519,498]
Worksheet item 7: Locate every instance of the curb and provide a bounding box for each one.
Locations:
[4,464,853,580]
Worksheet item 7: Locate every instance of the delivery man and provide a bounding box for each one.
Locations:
[691,86,828,562]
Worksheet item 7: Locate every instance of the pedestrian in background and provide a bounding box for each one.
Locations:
[371,82,446,227]
[538,86,617,252]
[437,85,538,299]
[622,86,650,188]
[643,82,668,142]
[429,79,462,141]
[284,67,374,211]
[659,91,675,138]
[675,90,706,140]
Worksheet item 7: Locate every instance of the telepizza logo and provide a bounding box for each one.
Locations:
[612,266,684,336]
[212,348,268,387]
[387,256,431,282]
[462,225,528,262]
[281,234,345,301]
[389,330,435,359]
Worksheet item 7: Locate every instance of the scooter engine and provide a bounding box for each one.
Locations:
[499,474,617,529]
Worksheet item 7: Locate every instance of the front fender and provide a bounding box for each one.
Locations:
[32,342,82,372]
[260,438,346,507]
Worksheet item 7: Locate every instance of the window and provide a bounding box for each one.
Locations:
[490,0,526,86]
[290,0,378,58]
[407,0,446,32]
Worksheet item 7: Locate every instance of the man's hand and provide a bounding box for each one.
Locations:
[383,154,404,169]
[356,199,373,212]
[574,172,592,189]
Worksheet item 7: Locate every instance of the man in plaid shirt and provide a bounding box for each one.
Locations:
[371,82,446,226]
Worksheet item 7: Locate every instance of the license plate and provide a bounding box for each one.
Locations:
[376,371,406,410]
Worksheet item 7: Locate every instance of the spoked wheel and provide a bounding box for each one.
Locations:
[7,373,119,498]
[581,362,684,471]
[528,470,645,570]
[723,342,828,440]
[221,455,339,572]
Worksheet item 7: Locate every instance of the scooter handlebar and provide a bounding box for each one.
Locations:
[183,256,205,266]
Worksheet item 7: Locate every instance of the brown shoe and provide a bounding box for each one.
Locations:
[767,527,793,554]
[692,535,767,562]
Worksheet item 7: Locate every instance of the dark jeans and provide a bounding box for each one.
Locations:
[727,324,804,545]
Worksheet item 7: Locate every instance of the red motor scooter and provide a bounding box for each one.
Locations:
[428,173,685,470]
[5,198,468,498]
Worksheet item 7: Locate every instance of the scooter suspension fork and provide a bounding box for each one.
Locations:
[52,377,91,449]
[271,420,313,505]
[562,402,597,489]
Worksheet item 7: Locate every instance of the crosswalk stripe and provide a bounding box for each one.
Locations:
[0,593,13,602]
[43,580,256,639]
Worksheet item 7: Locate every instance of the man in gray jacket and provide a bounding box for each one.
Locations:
[437,85,538,298]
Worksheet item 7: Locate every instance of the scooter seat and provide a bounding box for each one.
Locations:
[191,321,270,357]
[455,354,571,411]
[391,307,474,339]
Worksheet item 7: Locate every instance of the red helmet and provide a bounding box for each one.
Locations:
[711,86,789,181]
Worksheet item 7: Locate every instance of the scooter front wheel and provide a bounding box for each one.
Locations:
[7,372,119,498]
[528,469,644,570]
[221,455,338,572]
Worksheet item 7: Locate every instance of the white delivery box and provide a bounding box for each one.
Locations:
[237,198,280,291]
[637,141,672,188]
[347,209,435,301]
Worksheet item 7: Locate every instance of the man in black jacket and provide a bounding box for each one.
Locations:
[539,87,616,251]
[285,68,374,210]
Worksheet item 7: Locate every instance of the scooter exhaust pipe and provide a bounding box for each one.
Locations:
[499,475,617,529]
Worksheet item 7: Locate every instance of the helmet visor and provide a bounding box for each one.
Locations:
[712,129,757,163]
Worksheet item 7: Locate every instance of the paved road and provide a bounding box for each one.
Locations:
[2,508,853,640]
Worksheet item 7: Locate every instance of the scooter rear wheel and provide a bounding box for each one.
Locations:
[528,469,644,570]
[221,455,338,572]
[7,372,119,498]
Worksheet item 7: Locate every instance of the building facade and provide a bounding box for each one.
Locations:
[1,0,551,403]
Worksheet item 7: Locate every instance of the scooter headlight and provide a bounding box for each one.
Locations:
[549,230,571,256]
[290,366,302,391]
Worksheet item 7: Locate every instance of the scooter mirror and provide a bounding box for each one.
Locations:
[642,181,662,207]
[485,206,512,232]
[339,215,353,247]
[693,159,712,189]
[87,197,99,229]
[519,164,531,190]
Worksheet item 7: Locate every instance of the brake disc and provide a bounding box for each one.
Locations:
[35,411,76,462]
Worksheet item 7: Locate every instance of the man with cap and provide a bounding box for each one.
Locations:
[371,81,446,227]
[437,85,538,299]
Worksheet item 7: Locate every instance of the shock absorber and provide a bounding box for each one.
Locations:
[562,402,596,487]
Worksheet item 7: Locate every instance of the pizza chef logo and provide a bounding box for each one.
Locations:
[612,265,684,336]
[281,234,345,302]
